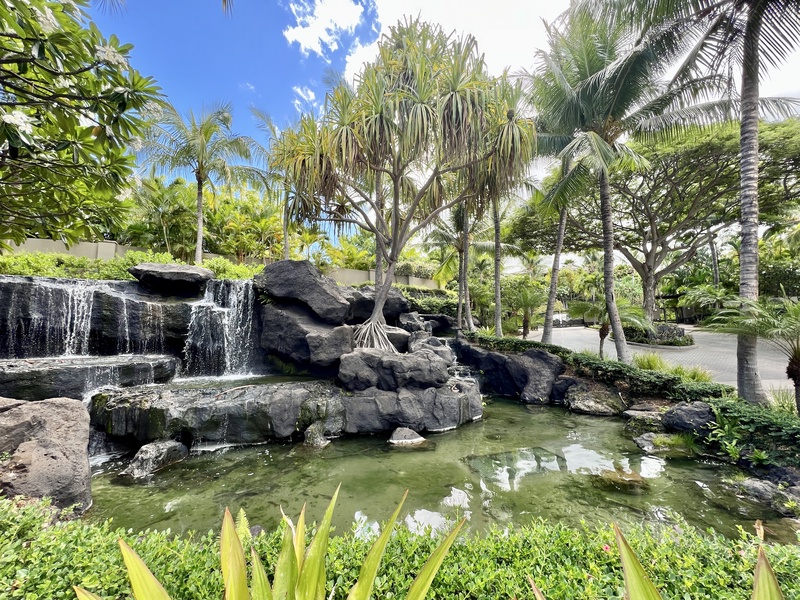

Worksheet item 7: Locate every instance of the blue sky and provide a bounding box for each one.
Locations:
[90,0,800,145]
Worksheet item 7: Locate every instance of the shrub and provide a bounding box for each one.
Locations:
[633,352,714,383]
[633,352,669,372]
[393,284,458,317]
[202,257,264,280]
[0,250,178,280]
[623,323,694,347]
[394,260,436,279]
[463,331,574,360]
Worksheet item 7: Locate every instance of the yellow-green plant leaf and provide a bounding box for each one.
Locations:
[236,508,252,545]
[527,576,547,600]
[405,518,466,600]
[273,520,298,600]
[347,490,408,600]
[221,507,250,600]
[753,546,785,600]
[294,504,307,573]
[74,586,103,600]
[614,524,663,600]
[251,547,273,600]
[296,484,340,600]
[118,538,172,600]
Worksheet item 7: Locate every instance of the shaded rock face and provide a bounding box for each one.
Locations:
[0,355,177,401]
[255,261,350,325]
[0,397,91,511]
[420,314,456,336]
[128,263,214,297]
[663,402,714,436]
[338,348,450,392]
[90,378,482,444]
[398,312,428,333]
[408,332,454,364]
[259,303,353,374]
[340,286,410,325]
[453,340,565,404]
[120,440,188,479]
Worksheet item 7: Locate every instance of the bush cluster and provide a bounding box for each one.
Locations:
[3,497,800,599]
[0,251,259,281]
[394,284,458,317]
[393,260,437,279]
[463,331,574,360]
[623,323,695,347]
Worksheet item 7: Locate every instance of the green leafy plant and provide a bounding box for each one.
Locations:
[73,488,465,600]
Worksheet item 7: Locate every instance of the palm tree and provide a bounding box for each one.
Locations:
[531,8,731,364]
[707,294,800,413]
[568,299,652,359]
[517,287,548,339]
[141,103,252,264]
[600,0,800,399]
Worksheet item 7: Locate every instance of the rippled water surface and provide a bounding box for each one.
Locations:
[89,398,792,540]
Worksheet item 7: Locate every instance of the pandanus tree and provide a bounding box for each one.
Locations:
[531,7,735,363]
[595,0,800,401]
[271,18,535,351]
[141,103,253,264]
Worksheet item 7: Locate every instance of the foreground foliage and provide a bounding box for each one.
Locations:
[2,497,798,599]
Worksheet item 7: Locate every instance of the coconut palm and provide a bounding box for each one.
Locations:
[531,8,733,364]
[141,103,253,264]
[568,299,652,360]
[707,294,800,413]
[598,1,800,398]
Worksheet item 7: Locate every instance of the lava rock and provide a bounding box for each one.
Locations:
[128,263,214,297]
[0,355,178,401]
[420,314,456,336]
[734,478,780,505]
[662,401,714,436]
[633,432,694,457]
[255,260,350,325]
[385,326,411,352]
[304,421,330,448]
[259,303,353,374]
[408,332,454,365]
[398,312,427,333]
[550,377,578,405]
[564,382,625,416]
[338,348,451,392]
[389,427,426,445]
[623,409,665,435]
[0,397,91,511]
[120,440,188,479]
[340,286,410,325]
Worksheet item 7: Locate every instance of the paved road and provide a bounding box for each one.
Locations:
[525,325,790,394]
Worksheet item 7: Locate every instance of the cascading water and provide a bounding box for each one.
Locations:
[182,279,257,377]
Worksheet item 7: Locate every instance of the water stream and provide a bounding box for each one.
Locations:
[89,398,793,542]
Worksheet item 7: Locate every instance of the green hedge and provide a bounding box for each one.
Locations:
[463,331,574,360]
[3,498,800,600]
[394,284,458,317]
[0,251,260,281]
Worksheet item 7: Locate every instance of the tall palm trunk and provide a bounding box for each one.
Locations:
[708,229,720,288]
[599,170,631,363]
[463,208,475,331]
[194,174,204,265]
[737,4,768,404]
[542,205,568,344]
[457,248,465,330]
[282,189,291,260]
[493,195,503,337]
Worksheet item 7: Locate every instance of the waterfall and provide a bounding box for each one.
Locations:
[182,279,257,377]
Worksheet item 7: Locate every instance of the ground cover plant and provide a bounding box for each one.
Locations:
[2,496,798,600]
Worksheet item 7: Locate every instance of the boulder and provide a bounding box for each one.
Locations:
[255,260,350,324]
[128,263,214,297]
[633,432,695,457]
[338,348,451,392]
[303,421,330,448]
[734,478,780,505]
[420,314,456,336]
[550,377,578,405]
[564,382,625,416]
[0,397,91,511]
[662,402,714,436]
[0,355,177,401]
[398,312,427,333]
[408,332,454,365]
[342,378,482,433]
[623,409,665,435]
[259,303,353,373]
[340,286,410,324]
[120,440,188,479]
[385,326,411,352]
[389,427,426,446]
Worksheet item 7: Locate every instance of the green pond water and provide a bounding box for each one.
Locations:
[89,397,793,541]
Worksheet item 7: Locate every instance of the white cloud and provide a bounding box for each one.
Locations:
[292,85,318,113]
[239,82,256,92]
[284,0,364,59]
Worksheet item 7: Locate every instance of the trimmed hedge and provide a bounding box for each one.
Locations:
[3,497,800,599]
[394,283,458,318]
[463,331,574,360]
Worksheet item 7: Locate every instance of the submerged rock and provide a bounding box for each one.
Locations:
[128,263,214,297]
[304,421,330,448]
[120,440,188,479]
[0,397,91,511]
[255,260,350,325]
[389,427,426,446]
[633,432,695,458]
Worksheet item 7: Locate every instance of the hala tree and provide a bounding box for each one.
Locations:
[0,0,159,247]
[271,18,535,351]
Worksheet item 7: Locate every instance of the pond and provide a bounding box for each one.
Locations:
[89,397,791,541]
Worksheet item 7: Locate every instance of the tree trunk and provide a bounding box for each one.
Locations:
[354,260,397,351]
[374,173,384,287]
[708,229,720,288]
[194,175,204,265]
[599,171,631,363]
[642,269,658,323]
[737,5,768,404]
[282,190,290,260]
[462,208,475,332]
[457,249,464,330]
[542,205,568,344]
[493,195,502,337]
[522,310,530,340]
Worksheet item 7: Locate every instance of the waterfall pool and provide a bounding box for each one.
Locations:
[88,397,797,542]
